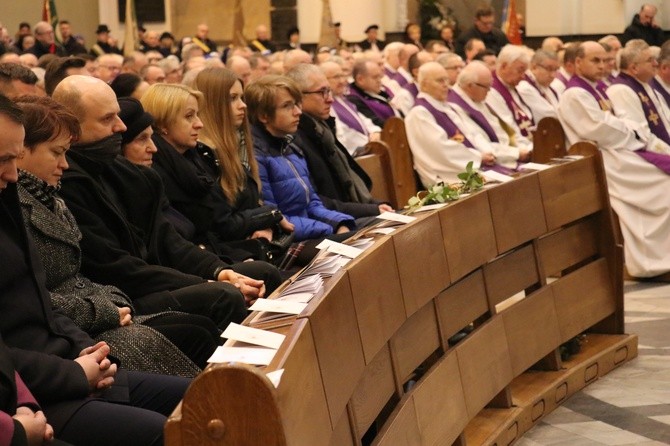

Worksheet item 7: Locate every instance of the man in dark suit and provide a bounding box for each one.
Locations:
[0,93,189,446]
[27,21,67,58]
[455,5,509,58]
[359,24,386,52]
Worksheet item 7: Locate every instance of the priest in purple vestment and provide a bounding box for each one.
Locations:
[608,39,670,156]
[486,44,535,147]
[406,62,494,186]
[320,61,381,155]
[347,59,401,128]
[558,41,670,278]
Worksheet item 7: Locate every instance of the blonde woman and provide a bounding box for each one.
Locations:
[141,82,284,285]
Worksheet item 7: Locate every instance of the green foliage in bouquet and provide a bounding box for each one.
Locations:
[406,161,485,211]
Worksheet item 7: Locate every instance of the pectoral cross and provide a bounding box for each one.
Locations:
[598,99,611,112]
[649,110,660,126]
[518,119,532,131]
[638,92,650,105]
[450,132,465,143]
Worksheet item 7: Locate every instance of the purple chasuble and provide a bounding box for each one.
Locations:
[414,97,474,148]
[332,97,367,135]
[448,89,499,142]
[613,72,670,146]
[348,86,397,122]
[651,77,670,109]
[568,75,670,175]
[491,72,535,137]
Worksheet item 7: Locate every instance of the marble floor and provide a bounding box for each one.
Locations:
[517,281,670,445]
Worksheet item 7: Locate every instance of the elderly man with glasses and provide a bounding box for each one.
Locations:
[27,21,67,58]
[320,60,382,156]
[287,63,393,221]
[517,49,561,121]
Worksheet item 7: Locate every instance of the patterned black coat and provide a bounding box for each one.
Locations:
[17,175,199,377]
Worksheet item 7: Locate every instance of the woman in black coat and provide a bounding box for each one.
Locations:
[141,77,294,263]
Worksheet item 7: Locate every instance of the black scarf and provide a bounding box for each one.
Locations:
[70,133,123,165]
[152,134,214,199]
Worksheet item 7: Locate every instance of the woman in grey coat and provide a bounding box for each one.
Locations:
[14,95,219,377]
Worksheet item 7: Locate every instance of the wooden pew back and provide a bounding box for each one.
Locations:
[166,156,636,446]
[380,117,419,207]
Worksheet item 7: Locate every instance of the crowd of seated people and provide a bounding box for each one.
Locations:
[3,5,670,443]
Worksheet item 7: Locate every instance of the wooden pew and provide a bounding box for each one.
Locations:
[380,117,419,208]
[165,155,637,446]
[355,140,398,208]
[531,116,567,163]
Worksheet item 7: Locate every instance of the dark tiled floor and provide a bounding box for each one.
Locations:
[517,281,670,445]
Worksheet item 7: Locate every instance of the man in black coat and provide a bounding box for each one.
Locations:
[0,93,188,446]
[53,75,282,329]
[622,4,666,46]
[26,21,67,58]
[455,5,509,58]
[359,24,386,52]
[287,64,393,220]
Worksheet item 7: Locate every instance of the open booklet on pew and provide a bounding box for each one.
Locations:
[350,210,417,240]
[247,219,410,326]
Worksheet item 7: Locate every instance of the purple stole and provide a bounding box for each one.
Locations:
[414,97,473,148]
[651,77,670,109]
[568,75,670,175]
[448,89,499,142]
[596,80,610,101]
[403,82,419,99]
[523,74,558,102]
[383,66,396,78]
[555,71,570,87]
[332,97,367,135]
[566,75,612,112]
[613,72,670,146]
[491,72,534,137]
[392,71,409,88]
[606,73,618,85]
[348,86,396,121]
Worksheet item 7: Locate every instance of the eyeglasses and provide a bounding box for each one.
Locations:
[537,64,559,72]
[302,87,332,99]
[99,65,121,71]
[473,82,491,90]
[277,100,302,112]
